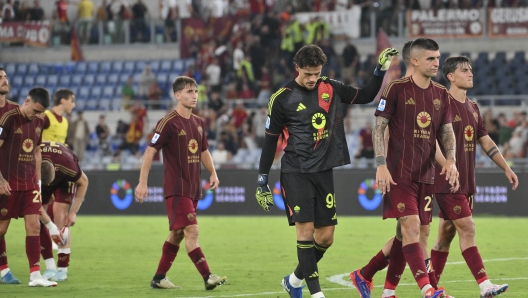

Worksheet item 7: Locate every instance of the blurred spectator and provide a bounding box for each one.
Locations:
[176,0,192,18]
[28,0,44,21]
[189,35,202,60]
[211,140,231,167]
[147,81,162,109]
[355,0,372,37]
[205,57,222,92]
[208,0,228,17]
[15,1,29,21]
[232,41,245,72]
[256,66,272,106]
[71,111,91,162]
[225,83,238,99]
[97,0,108,21]
[53,0,70,44]
[237,55,255,88]
[131,0,149,42]
[497,113,513,146]
[95,114,111,155]
[121,76,135,109]
[231,100,248,129]
[483,110,499,144]
[115,119,129,144]
[355,121,374,159]
[503,127,524,158]
[139,65,156,98]
[160,0,177,42]
[253,105,267,147]
[341,38,359,80]
[239,83,255,99]
[107,0,130,44]
[123,101,147,155]
[336,0,351,10]
[219,126,238,155]
[208,91,227,117]
[77,0,95,44]
[2,0,15,22]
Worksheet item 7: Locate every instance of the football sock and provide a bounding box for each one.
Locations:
[297,240,321,295]
[361,250,389,281]
[311,291,324,298]
[57,248,71,268]
[425,258,438,289]
[289,273,304,288]
[384,238,405,290]
[0,236,7,269]
[44,258,56,270]
[478,279,494,292]
[188,247,211,280]
[40,222,54,260]
[462,246,488,284]
[155,241,179,276]
[293,241,328,280]
[382,289,396,297]
[403,242,430,289]
[0,268,10,278]
[421,284,433,297]
[26,236,40,274]
[430,250,448,283]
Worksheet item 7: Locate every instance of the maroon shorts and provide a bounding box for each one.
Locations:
[165,196,198,230]
[0,189,42,220]
[436,193,473,220]
[383,178,434,225]
[42,182,75,206]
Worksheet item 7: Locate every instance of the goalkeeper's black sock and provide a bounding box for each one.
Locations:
[294,241,329,279]
[296,240,321,295]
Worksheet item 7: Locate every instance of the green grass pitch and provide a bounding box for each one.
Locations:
[2,216,527,297]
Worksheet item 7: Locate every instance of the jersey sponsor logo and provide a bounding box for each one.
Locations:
[296,103,306,111]
[179,129,187,136]
[14,127,22,134]
[416,111,431,128]
[433,98,441,110]
[454,115,462,122]
[22,139,34,153]
[464,125,474,141]
[321,92,330,102]
[265,116,270,129]
[151,133,160,144]
[312,113,329,144]
[188,139,198,154]
[406,98,415,105]
[377,99,386,111]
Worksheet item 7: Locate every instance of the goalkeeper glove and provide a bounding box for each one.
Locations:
[374,47,400,76]
[255,174,274,212]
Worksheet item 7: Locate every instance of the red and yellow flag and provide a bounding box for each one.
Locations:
[71,23,84,61]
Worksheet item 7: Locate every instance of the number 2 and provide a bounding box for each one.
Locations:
[424,195,432,211]
[32,190,41,203]
[326,193,336,208]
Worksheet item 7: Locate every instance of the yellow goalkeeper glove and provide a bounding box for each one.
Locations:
[378,47,400,71]
[256,174,274,212]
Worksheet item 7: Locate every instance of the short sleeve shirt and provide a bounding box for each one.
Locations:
[41,141,82,192]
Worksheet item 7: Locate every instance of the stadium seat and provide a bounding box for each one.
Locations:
[136,60,147,72]
[4,63,16,75]
[160,60,172,73]
[184,58,195,69]
[459,52,470,58]
[477,52,489,62]
[119,73,130,85]
[11,76,24,88]
[78,86,91,101]
[19,87,31,102]
[28,63,40,75]
[156,73,169,86]
[75,62,88,74]
[68,86,79,96]
[173,60,184,72]
[111,98,122,110]
[440,52,450,64]
[132,73,142,85]
[99,98,111,110]
[71,74,84,87]
[16,64,28,76]
[124,61,135,74]
[75,98,86,110]
[24,76,35,87]
[63,62,76,74]
[102,86,115,99]
[86,98,99,110]
[95,74,108,86]
[91,86,103,99]
[59,75,71,88]
[149,60,161,73]
[108,73,119,85]
[112,60,124,74]
[100,61,112,74]
[87,62,99,74]
[47,75,59,88]
[35,75,47,86]
[84,74,95,86]
[494,52,506,63]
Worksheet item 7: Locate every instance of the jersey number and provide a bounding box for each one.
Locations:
[424,196,432,211]
[32,190,41,203]
[67,181,75,194]
[468,195,474,209]
[326,193,336,209]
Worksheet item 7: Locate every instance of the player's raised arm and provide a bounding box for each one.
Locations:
[136,146,158,203]
[438,123,458,186]
[373,116,395,194]
[478,135,518,190]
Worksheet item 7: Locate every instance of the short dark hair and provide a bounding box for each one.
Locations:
[28,87,50,108]
[410,38,439,52]
[0,67,4,72]
[402,40,414,66]
[53,89,74,106]
[172,76,197,93]
[293,44,327,68]
[442,56,472,80]
[41,160,55,185]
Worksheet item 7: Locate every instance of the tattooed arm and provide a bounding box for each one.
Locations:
[373,116,396,194]
[438,123,458,186]
[478,135,518,190]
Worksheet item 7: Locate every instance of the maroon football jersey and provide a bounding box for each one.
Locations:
[375,77,453,184]
[149,111,208,200]
[41,141,82,190]
[0,100,18,114]
[435,96,487,194]
[0,108,44,191]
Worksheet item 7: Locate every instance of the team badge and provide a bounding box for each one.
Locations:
[265,117,270,129]
[151,133,160,144]
[416,112,431,128]
[22,139,34,153]
[197,126,203,138]
[377,99,386,111]
[397,202,405,212]
[1,208,7,216]
[188,139,198,154]
[187,213,195,221]
[464,125,474,141]
[35,127,42,138]
[473,112,479,123]
[321,92,330,102]
[453,205,462,215]
[433,98,441,110]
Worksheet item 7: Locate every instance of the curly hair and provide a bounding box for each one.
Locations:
[293,45,328,68]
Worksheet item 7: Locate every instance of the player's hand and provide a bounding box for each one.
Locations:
[135,182,148,203]
[378,47,400,71]
[45,221,66,247]
[0,177,11,196]
[209,174,219,191]
[376,165,397,195]
[505,169,518,190]
[449,178,460,193]
[440,160,458,187]
[66,212,77,227]
[256,174,274,212]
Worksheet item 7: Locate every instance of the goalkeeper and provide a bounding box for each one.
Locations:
[255,44,398,298]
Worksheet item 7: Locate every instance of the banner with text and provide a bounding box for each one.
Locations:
[296,6,362,39]
[407,9,484,38]
[488,8,528,38]
[0,21,51,47]
[81,169,528,217]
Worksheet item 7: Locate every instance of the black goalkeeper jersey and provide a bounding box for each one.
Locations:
[266,76,362,173]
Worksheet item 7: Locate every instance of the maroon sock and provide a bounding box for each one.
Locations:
[384,238,406,290]
[428,271,438,289]
[0,236,7,269]
[155,241,179,276]
[57,252,70,268]
[39,222,54,260]
[362,250,389,281]
[462,246,488,284]
[26,236,40,273]
[188,247,211,279]
[431,250,449,283]
[403,242,429,289]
